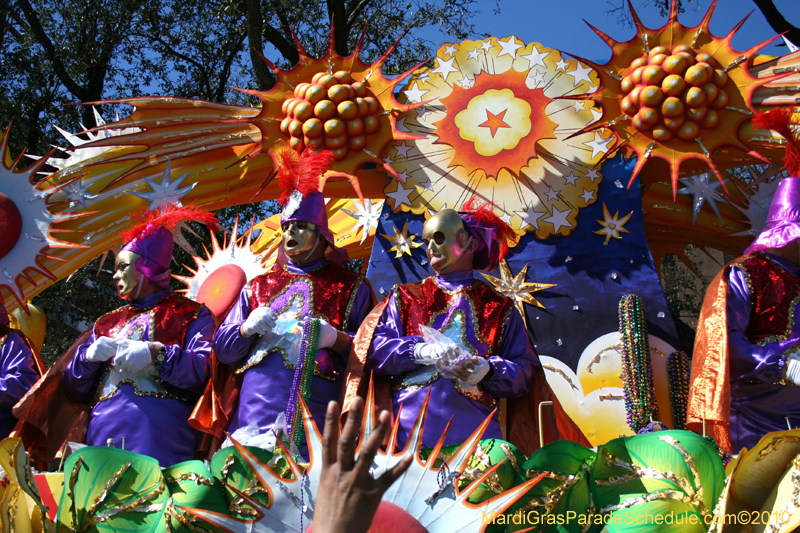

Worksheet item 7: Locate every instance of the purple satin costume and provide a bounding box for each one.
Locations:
[0,331,40,439]
[62,290,214,466]
[367,270,539,449]
[727,252,800,450]
[213,259,373,451]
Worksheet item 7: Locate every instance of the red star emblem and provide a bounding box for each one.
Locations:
[478,109,511,138]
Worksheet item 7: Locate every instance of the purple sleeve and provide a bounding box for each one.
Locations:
[367,293,422,375]
[62,328,106,404]
[727,266,798,383]
[345,280,374,335]
[0,332,41,411]
[156,306,214,393]
[481,309,539,398]
[213,286,256,366]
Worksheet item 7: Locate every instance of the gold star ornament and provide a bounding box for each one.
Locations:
[481,260,556,327]
[381,220,423,258]
[594,203,633,245]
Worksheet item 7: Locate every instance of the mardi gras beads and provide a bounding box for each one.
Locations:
[618,294,659,432]
[286,317,321,449]
[667,350,690,430]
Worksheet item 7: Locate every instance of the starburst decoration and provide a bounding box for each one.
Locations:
[339,199,385,244]
[181,385,541,532]
[570,0,791,196]
[481,260,556,327]
[132,158,197,209]
[594,203,633,245]
[381,220,423,258]
[388,37,605,240]
[174,217,266,300]
[677,172,728,224]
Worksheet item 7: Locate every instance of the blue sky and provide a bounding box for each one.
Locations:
[417,0,799,60]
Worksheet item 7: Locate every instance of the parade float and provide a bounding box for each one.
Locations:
[2,0,800,531]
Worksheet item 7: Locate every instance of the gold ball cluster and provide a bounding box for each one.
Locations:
[280,70,380,160]
[620,45,730,142]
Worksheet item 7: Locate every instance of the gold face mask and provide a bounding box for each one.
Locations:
[422,209,474,274]
[282,220,322,263]
[114,250,142,300]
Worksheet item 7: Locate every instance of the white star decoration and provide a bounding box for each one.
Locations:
[394,141,412,158]
[340,199,385,244]
[514,204,545,231]
[521,45,549,68]
[417,177,434,192]
[497,36,523,58]
[563,171,580,186]
[545,186,559,202]
[583,132,613,159]
[555,58,569,71]
[585,168,601,182]
[132,159,197,209]
[580,189,595,205]
[403,82,428,103]
[572,100,585,113]
[467,48,480,60]
[530,70,547,87]
[499,211,512,225]
[432,56,460,81]
[480,41,493,52]
[678,172,728,224]
[386,180,414,208]
[459,76,474,89]
[594,203,633,245]
[60,177,97,208]
[568,62,593,86]
[417,71,431,84]
[444,44,458,56]
[544,206,573,233]
[416,106,433,123]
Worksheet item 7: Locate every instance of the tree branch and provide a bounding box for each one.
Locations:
[13,0,85,99]
[243,0,275,89]
[215,29,248,102]
[752,0,800,48]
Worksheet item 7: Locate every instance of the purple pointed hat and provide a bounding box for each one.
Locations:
[458,197,516,271]
[277,149,349,265]
[744,177,800,255]
[121,205,220,289]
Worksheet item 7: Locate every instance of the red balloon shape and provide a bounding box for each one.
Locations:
[196,264,247,324]
[305,501,427,533]
[0,193,22,260]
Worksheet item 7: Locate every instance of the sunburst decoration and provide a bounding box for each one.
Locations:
[481,260,556,327]
[0,129,91,312]
[181,385,541,532]
[594,203,633,245]
[175,217,266,300]
[572,0,792,197]
[339,198,384,244]
[386,36,608,240]
[380,220,423,258]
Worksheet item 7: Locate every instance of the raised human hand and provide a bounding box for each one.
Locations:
[312,398,412,533]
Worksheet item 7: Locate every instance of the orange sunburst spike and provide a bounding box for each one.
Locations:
[423,416,453,471]
[626,0,648,32]
[668,0,679,25]
[349,21,370,70]
[627,154,651,190]
[720,12,754,51]
[288,25,311,64]
[583,20,619,50]
[397,388,432,456]
[251,47,282,75]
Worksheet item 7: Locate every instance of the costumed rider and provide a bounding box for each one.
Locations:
[364,199,538,448]
[688,107,800,453]
[211,148,374,454]
[61,205,218,466]
[0,301,44,439]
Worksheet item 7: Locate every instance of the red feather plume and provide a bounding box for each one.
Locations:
[752,107,800,177]
[462,196,516,261]
[121,204,220,243]
[277,148,335,206]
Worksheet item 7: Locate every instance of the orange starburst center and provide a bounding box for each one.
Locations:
[479,109,512,138]
[620,45,730,143]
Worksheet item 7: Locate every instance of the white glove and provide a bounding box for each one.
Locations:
[85,337,117,363]
[241,307,277,338]
[318,320,339,349]
[786,355,800,386]
[460,357,491,385]
[413,342,459,365]
[113,339,154,373]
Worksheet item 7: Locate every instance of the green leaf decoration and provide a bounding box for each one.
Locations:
[154,460,229,533]
[590,430,725,533]
[56,447,167,533]
[505,440,599,533]
[209,445,292,518]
